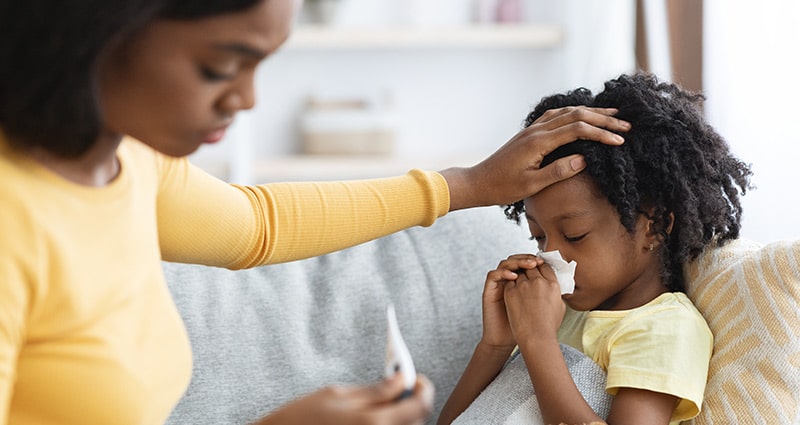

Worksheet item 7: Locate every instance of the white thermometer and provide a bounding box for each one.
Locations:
[384,304,417,398]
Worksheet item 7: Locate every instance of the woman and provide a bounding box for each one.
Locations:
[0,0,629,424]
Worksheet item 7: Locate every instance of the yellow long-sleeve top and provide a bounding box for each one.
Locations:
[0,135,450,425]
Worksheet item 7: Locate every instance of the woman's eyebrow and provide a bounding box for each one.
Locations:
[211,43,268,60]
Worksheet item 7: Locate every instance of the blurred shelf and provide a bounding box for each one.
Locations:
[285,24,563,50]
[227,155,484,183]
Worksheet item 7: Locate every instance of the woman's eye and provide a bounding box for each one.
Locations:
[199,65,235,82]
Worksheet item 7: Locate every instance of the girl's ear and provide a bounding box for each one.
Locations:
[642,208,675,251]
[664,212,675,235]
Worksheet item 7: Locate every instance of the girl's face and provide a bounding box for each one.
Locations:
[523,174,666,311]
[98,0,294,157]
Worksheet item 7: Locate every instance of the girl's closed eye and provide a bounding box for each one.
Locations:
[564,233,588,243]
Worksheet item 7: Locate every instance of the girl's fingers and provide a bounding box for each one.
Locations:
[496,254,542,270]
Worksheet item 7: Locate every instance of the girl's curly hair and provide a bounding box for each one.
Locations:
[504,73,753,292]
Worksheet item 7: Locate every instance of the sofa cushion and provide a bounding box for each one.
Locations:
[163,207,534,425]
[684,239,800,424]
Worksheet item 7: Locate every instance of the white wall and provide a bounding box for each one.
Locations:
[704,0,800,243]
[190,0,636,182]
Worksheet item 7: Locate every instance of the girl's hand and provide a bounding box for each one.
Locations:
[481,254,543,350]
[256,374,434,425]
[502,262,566,344]
[442,106,629,211]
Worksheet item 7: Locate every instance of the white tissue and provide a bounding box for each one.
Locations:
[536,250,577,295]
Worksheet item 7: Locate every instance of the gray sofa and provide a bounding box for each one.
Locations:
[162,205,800,424]
[162,206,611,424]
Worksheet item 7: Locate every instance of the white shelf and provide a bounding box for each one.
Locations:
[248,155,483,183]
[285,24,563,50]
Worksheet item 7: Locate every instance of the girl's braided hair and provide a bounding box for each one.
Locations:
[504,73,753,292]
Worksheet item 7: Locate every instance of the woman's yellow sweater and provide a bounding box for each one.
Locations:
[0,136,449,424]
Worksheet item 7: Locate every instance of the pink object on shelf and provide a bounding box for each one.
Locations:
[495,0,523,23]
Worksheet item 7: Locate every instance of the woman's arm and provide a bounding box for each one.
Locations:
[155,106,628,268]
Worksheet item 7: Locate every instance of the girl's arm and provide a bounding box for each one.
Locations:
[517,331,606,424]
[437,342,513,425]
[507,266,678,425]
[438,255,542,425]
[519,335,676,424]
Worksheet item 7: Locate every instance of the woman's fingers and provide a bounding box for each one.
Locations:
[536,106,631,135]
[352,372,408,403]
[526,106,629,152]
[359,375,435,425]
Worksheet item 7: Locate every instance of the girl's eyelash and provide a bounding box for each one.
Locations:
[528,234,586,243]
[565,234,587,242]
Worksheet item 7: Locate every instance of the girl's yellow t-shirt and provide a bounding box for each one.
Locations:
[558,292,713,424]
[0,135,449,424]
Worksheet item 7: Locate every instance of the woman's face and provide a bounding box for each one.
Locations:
[523,174,664,311]
[98,0,294,157]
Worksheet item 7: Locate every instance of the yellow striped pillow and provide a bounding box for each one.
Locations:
[684,238,800,424]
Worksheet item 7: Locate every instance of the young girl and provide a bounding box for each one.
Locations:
[0,1,631,424]
[439,73,752,425]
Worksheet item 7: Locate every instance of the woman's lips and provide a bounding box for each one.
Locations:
[203,127,228,144]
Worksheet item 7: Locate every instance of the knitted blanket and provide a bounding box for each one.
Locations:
[452,344,612,425]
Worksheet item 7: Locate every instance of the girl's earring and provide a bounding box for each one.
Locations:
[649,243,654,251]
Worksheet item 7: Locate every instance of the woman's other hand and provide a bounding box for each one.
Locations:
[256,374,434,425]
[441,106,630,211]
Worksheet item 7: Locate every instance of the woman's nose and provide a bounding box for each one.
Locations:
[219,75,256,113]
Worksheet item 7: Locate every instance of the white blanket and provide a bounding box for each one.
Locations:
[453,344,612,425]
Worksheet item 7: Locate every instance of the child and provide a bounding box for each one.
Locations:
[439,73,752,425]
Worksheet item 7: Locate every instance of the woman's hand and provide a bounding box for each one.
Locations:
[481,254,543,351]
[502,261,566,344]
[256,374,434,425]
[441,106,630,211]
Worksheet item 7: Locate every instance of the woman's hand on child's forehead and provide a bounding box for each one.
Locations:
[442,106,630,211]
[533,106,630,148]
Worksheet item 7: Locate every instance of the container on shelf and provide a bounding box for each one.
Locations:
[299,97,396,156]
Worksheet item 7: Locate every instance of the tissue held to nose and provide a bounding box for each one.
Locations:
[536,250,577,294]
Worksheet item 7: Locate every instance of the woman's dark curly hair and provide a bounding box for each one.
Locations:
[0,0,261,158]
[504,73,752,292]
